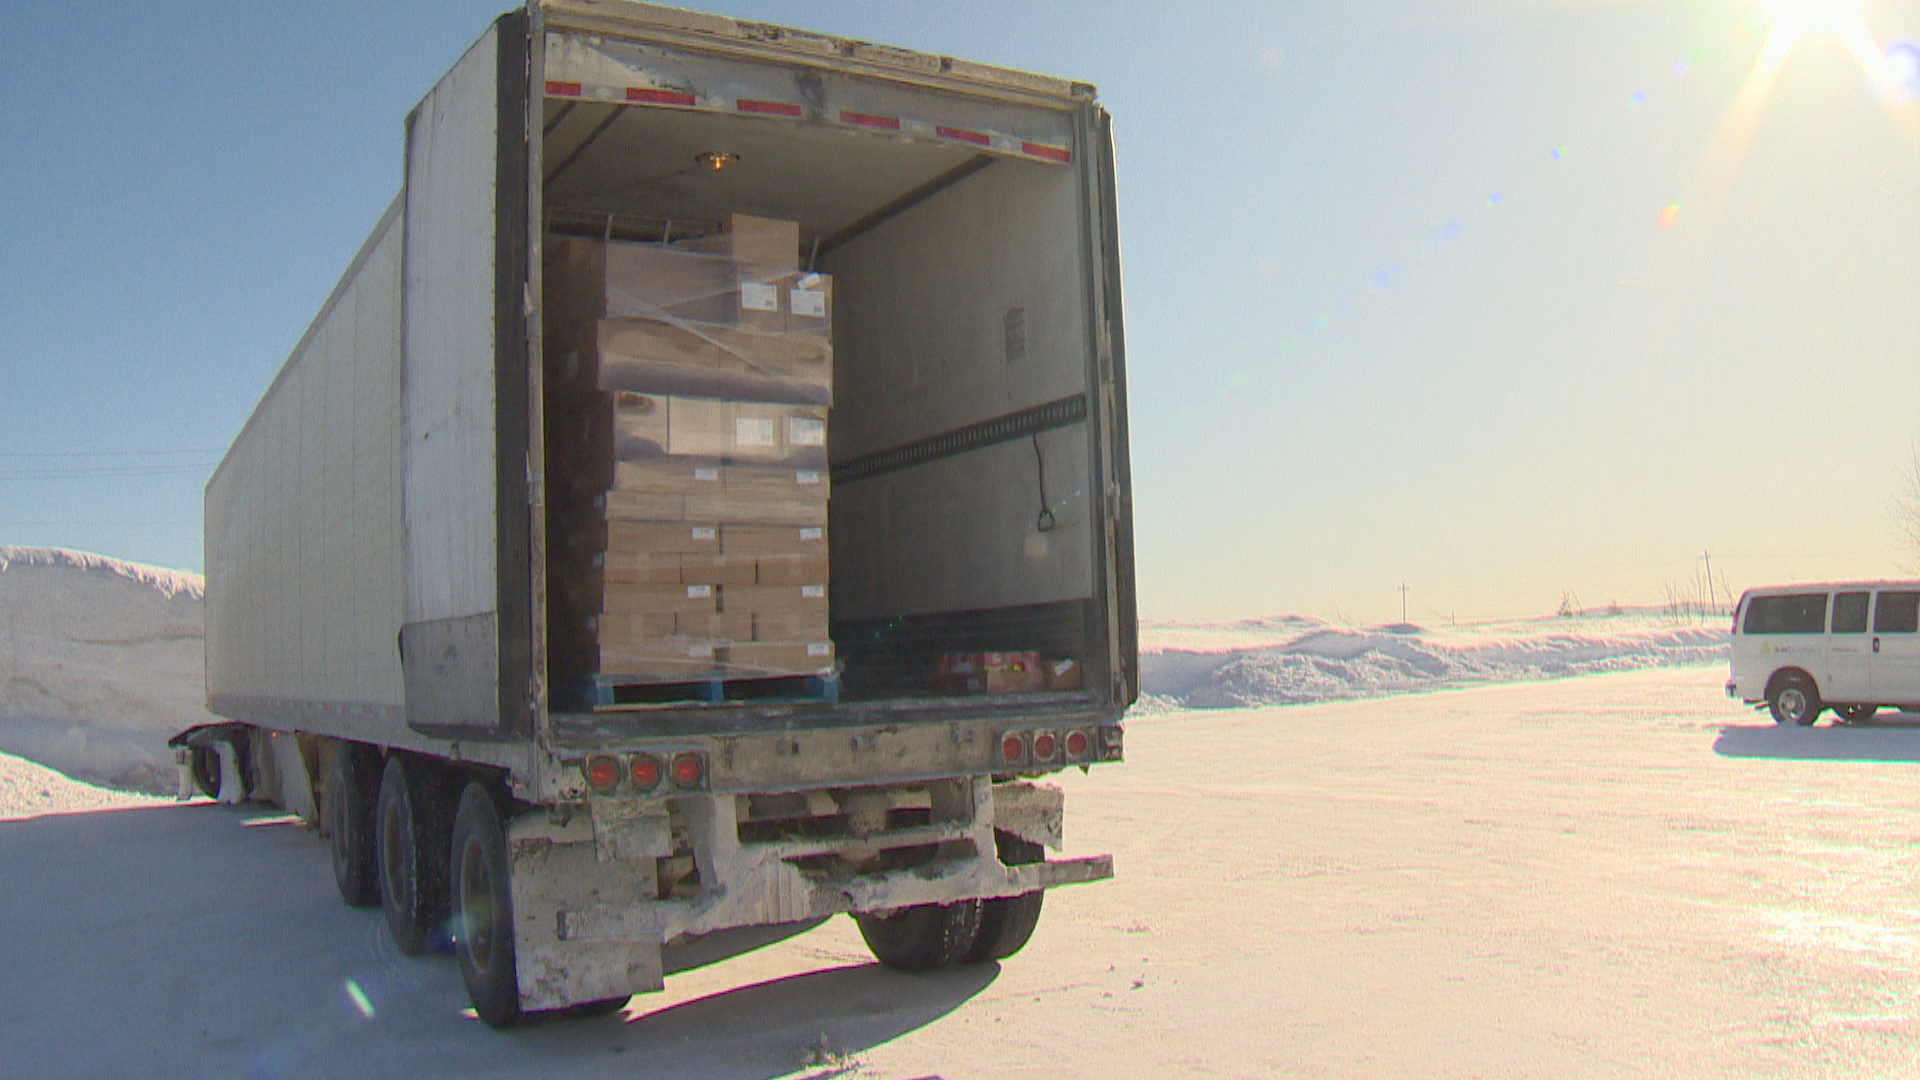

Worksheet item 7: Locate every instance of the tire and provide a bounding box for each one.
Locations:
[451,781,522,1029]
[854,901,981,973]
[189,745,223,799]
[1836,704,1878,724]
[559,996,630,1020]
[1768,674,1822,727]
[327,743,380,908]
[964,831,1046,964]
[377,755,452,956]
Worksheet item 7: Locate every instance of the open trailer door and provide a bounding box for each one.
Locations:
[398,11,537,738]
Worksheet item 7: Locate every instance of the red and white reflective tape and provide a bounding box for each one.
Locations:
[544,80,1072,165]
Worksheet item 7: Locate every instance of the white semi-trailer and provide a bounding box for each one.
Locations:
[182,0,1135,1027]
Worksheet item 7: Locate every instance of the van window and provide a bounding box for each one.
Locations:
[1833,592,1870,634]
[1743,593,1829,635]
[1874,592,1920,634]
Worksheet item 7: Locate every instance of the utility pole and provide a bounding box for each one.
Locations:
[1700,551,1715,613]
[1398,582,1410,624]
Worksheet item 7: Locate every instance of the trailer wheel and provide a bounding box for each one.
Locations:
[189,745,223,799]
[376,755,453,956]
[1836,704,1878,724]
[854,901,981,973]
[326,743,380,908]
[965,831,1046,964]
[452,781,522,1029]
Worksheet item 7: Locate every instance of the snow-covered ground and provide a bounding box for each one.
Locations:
[1139,608,1729,710]
[8,666,1920,1079]
[0,546,217,793]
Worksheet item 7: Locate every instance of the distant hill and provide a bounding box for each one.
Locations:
[0,548,214,792]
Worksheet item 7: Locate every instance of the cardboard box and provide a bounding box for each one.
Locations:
[597,640,722,678]
[756,553,831,586]
[984,651,1047,695]
[721,583,827,616]
[594,611,678,644]
[676,214,801,268]
[684,488,827,527]
[752,611,831,643]
[723,641,835,676]
[665,397,828,466]
[678,553,759,587]
[1045,657,1084,692]
[612,458,725,494]
[595,317,832,403]
[601,583,720,616]
[934,652,986,695]
[599,490,686,522]
[606,521,720,555]
[678,611,755,642]
[723,524,826,558]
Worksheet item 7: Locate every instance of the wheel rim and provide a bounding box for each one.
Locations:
[1780,688,1808,723]
[460,835,496,973]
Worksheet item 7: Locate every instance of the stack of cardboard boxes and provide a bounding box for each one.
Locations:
[544,215,835,688]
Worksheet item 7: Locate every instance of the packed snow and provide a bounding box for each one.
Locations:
[0,546,217,793]
[1139,608,1729,711]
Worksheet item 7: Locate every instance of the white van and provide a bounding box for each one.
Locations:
[1728,581,1920,724]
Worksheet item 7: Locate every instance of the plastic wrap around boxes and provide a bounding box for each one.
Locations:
[545,216,835,689]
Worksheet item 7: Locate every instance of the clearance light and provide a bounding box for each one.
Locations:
[629,754,662,790]
[584,755,622,794]
[1031,731,1059,762]
[1064,730,1091,761]
[670,752,706,789]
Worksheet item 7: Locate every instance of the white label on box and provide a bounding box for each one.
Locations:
[791,288,827,318]
[740,282,779,312]
[807,642,831,657]
[789,417,826,446]
[801,585,825,599]
[795,470,822,486]
[688,643,714,658]
[694,466,721,482]
[736,417,777,446]
[687,585,713,599]
[799,527,823,541]
[691,527,717,541]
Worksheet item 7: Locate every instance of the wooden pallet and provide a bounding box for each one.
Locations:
[582,670,840,710]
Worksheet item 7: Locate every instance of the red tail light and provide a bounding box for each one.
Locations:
[629,754,662,790]
[1031,731,1058,762]
[1000,733,1026,764]
[1064,730,1091,760]
[584,755,621,794]
[670,752,705,789]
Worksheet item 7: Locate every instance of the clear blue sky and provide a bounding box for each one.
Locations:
[3,0,1917,624]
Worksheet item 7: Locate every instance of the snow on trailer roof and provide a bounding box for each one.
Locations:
[535,0,1096,107]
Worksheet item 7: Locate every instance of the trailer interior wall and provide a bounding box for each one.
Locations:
[539,69,1108,702]
[204,200,407,730]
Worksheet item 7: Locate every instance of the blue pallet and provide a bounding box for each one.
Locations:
[584,671,840,709]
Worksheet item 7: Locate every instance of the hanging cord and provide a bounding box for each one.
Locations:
[1032,433,1056,532]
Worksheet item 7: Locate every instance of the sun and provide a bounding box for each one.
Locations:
[1758,0,1875,68]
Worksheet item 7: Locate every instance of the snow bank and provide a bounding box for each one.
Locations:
[1139,609,1729,711]
[0,547,217,792]
[0,749,170,820]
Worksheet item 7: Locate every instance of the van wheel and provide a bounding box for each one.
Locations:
[1768,675,1822,726]
[1836,704,1878,724]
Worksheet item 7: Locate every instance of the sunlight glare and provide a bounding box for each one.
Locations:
[1760,0,1871,70]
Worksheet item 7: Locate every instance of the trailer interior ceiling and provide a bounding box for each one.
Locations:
[540,82,1110,710]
